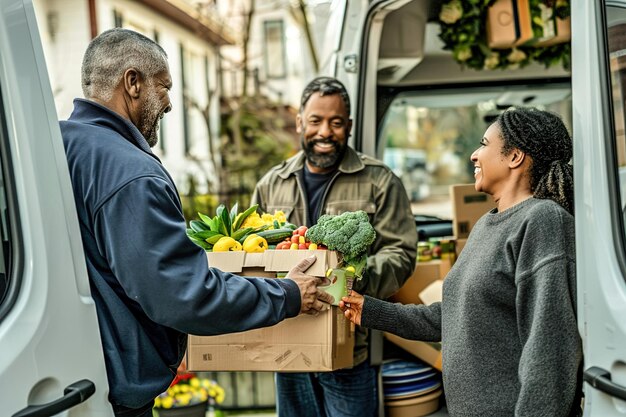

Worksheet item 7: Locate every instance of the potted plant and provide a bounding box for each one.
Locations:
[154,373,225,417]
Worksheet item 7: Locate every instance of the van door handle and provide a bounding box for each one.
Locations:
[12,379,95,417]
[583,366,626,401]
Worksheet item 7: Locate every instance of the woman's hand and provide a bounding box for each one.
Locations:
[339,291,365,326]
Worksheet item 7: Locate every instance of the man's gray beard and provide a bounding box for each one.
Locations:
[145,122,160,148]
[139,88,162,148]
[301,135,346,169]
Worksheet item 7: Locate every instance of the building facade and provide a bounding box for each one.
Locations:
[33,0,233,193]
[217,0,331,108]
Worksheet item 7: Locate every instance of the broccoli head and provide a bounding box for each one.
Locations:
[306,210,376,265]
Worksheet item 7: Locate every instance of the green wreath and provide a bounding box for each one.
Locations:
[438,0,570,71]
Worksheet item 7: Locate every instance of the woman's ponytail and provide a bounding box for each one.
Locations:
[534,160,574,215]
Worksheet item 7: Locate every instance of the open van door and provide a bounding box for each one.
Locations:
[574,1,626,415]
[0,0,110,415]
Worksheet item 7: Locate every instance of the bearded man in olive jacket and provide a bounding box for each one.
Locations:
[252,76,417,417]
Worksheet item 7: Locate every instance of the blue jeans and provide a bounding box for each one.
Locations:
[276,361,378,417]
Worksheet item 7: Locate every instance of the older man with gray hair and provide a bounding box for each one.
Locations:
[61,28,331,417]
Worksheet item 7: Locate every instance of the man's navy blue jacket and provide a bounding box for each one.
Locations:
[60,99,301,409]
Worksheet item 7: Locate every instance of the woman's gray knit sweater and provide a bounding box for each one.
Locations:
[362,198,581,417]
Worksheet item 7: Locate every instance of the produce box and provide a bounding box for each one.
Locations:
[206,249,348,304]
[206,249,339,278]
[187,249,354,372]
[450,184,496,239]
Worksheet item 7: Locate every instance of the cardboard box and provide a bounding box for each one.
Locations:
[419,280,443,306]
[455,238,467,257]
[384,333,442,372]
[487,0,569,49]
[207,249,339,278]
[187,249,354,372]
[188,306,354,372]
[535,16,571,47]
[389,259,450,305]
[450,184,495,239]
[486,0,518,49]
[486,0,534,49]
[386,276,444,371]
[208,249,346,305]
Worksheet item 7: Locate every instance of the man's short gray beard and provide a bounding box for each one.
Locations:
[139,86,162,148]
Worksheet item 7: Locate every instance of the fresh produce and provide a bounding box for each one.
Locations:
[242,234,268,253]
[186,203,269,251]
[305,210,376,278]
[274,225,327,250]
[213,237,243,252]
[239,210,288,229]
[257,228,295,244]
[186,203,299,251]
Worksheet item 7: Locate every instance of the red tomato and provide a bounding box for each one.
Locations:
[298,243,307,250]
[291,235,300,244]
[296,226,308,235]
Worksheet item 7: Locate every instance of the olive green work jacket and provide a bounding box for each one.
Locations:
[252,147,418,366]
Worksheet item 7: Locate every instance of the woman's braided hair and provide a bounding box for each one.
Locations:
[497,107,574,215]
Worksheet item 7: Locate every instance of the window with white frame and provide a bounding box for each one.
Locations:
[263,20,286,79]
[181,45,210,156]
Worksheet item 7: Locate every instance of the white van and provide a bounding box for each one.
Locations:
[1,0,625,416]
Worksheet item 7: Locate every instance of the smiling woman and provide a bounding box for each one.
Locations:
[342,107,580,417]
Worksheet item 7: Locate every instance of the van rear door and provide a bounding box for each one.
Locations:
[0,0,110,415]
[575,1,626,414]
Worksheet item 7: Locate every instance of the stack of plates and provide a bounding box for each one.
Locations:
[382,359,442,417]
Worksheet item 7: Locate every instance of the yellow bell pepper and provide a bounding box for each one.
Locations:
[213,236,242,252]
[243,234,268,253]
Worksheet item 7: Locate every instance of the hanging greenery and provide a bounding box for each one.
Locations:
[438,0,570,71]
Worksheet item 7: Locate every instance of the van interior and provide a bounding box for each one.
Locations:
[353,0,572,238]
